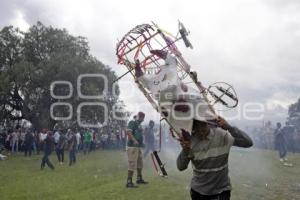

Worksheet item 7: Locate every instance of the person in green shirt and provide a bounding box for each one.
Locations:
[83,129,92,155]
[126,112,148,188]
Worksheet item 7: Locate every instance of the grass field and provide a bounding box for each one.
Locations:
[0,148,299,200]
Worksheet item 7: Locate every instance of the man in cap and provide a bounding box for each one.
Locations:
[126,112,148,188]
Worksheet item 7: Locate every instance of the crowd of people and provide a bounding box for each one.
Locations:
[0,121,162,162]
[0,127,127,153]
[0,126,129,163]
[247,121,300,153]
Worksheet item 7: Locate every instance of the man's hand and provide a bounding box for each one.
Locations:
[216,116,231,130]
[127,130,139,146]
[179,129,191,150]
[133,139,139,146]
[179,139,191,150]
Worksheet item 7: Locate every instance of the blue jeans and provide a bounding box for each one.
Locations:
[11,140,18,153]
[32,141,37,152]
[69,149,76,166]
[83,142,90,154]
[56,148,64,162]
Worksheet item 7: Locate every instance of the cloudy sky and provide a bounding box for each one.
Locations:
[1,0,300,127]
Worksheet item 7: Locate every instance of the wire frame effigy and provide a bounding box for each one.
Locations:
[116,22,239,138]
[116,23,190,78]
[116,23,194,111]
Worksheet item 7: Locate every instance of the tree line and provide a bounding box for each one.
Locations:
[0,22,122,131]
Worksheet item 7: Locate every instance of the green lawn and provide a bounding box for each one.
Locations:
[0,148,299,200]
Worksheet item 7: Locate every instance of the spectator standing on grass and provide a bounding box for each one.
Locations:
[53,128,61,147]
[76,129,81,152]
[274,122,287,161]
[5,130,12,152]
[68,130,77,166]
[41,131,55,170]
[274,122,293,166]
[24,130,34,157]
[107,131,112,149]
[32,131,37,153]
[20,129,26,152]
[100,132,108,149]
[35,131,42,154]
[90,130,96,151]
[143,120,156,158]
[40,129,48,141]
[39,129,48,152]
[125,112,148,188]
[11,128,19,154]
[111,132,117,149]
[80,132,84,151]
[56,131,67,164]
[83,129,92,154]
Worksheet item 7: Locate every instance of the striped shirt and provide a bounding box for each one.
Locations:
[177,126,253,195]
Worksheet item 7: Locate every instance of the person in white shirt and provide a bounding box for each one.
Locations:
[40,130,47,141]
[11,128,20,153]
[53,129,61,146]
[39,129,48,152]
[75,130,81,152]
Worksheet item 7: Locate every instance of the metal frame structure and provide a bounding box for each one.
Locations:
[116,21,238,138]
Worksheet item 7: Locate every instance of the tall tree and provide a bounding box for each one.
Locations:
[287,98,300,131]
[0,22,121,130]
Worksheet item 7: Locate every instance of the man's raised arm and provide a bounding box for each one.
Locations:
[217,116,253,148]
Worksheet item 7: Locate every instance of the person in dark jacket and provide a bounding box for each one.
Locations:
[68,130,77,166]
[41,131,55,170]
[24,130,34,157]
[56,131,67,164]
